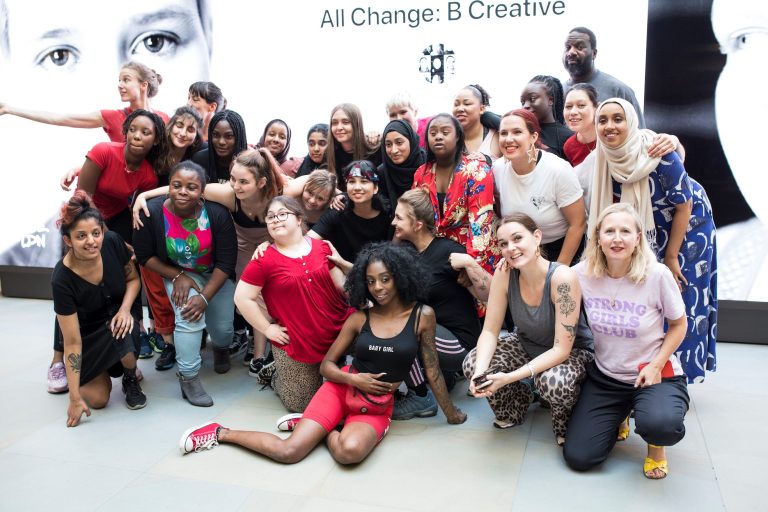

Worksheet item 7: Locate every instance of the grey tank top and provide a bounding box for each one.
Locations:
[507,262,593,358]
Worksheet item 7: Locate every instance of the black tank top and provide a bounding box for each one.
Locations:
[352,305,421,382]
[232,198,267,228]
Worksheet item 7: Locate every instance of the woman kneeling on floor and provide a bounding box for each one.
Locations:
[564,203,689,479]
[463,213,594,445]
[179,243,466,464]
[53,192,146,427]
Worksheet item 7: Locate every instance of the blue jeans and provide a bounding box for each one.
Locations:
[163,273,234,377]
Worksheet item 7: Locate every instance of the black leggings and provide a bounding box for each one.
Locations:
[563,361,689,471]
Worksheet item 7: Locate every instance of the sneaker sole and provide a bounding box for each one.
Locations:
[178,423,219,454]
[392,408,438,421]
[249,360,275,378]
[47,385,68,394]
[138,352,154,359]
[276,413,303,431]
[125,400,147,410]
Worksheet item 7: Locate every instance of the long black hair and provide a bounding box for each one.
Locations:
[207,109,248,172]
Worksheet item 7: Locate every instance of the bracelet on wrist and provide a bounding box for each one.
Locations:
[172,270,185,284]
[526,362,536,379]
[198,293,208,306]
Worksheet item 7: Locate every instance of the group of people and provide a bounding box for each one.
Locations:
[4,26,718,479]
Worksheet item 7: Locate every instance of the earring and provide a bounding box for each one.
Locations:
[527,145,538,164]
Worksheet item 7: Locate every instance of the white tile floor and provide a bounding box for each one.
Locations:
[1,295,765,512]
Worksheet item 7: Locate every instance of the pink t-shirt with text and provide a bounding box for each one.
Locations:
[575,261,686,384]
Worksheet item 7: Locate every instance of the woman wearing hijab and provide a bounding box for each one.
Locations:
[258,119,302,178]
[295,124,329,178]
[589,98,717,384]
[377,119,426,209]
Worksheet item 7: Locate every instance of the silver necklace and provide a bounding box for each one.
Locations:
[608,274,625,308]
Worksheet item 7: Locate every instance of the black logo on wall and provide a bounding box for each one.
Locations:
[419,44,455,84]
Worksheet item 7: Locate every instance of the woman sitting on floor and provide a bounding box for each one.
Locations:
[179,242,466,464]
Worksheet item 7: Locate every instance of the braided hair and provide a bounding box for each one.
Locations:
[528,75,566,124]
[207,109,248,176]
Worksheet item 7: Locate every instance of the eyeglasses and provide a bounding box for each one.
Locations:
[265,211,296,223]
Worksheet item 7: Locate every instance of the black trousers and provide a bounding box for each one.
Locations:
[563,361,689,471]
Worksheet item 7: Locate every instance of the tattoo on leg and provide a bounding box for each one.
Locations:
[556,283,576,316]
[67,353,82,373]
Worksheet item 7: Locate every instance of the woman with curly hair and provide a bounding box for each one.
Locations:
[76,109,168,242]
[180,242,466,463]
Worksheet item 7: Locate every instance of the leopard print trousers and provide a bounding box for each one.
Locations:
[463,332,594,438]
[271,346,324,413]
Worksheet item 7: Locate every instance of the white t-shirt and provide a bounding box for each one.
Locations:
[493,151,583,243]
[574,261,686,384]
[574,150,596,214]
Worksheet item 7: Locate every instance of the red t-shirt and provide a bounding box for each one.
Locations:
[240,237,354,364]
[86,142,158,220]
[563,134,596,166]
[101,108,169,143]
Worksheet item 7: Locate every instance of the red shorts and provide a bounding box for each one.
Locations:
[302,369,393,441]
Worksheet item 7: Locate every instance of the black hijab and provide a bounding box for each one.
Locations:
[378,120,426,205]
[258,119,291,164]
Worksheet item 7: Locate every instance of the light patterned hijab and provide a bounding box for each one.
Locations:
[588,98,660,244]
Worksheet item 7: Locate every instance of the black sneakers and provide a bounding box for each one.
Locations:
[155,344,176,371]
[122,373,147,410]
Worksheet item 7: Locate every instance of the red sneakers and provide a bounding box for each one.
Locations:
[276,413,303,432]
[179,422,223,454]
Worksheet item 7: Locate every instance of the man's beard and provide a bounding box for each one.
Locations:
[565,55,593,78]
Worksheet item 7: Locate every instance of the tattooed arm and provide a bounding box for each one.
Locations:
[449,252,493,302]
[534,266,581,368]
[417,306,467,424]
[484,266,583,393]
[57,313,91,427]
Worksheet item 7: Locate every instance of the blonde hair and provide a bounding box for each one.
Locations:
[385,92,417,113]
[398,187,435,233]
[304,169,337,205]
[583,203,656,283]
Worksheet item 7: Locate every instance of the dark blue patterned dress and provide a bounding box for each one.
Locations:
[613,152,717,383]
